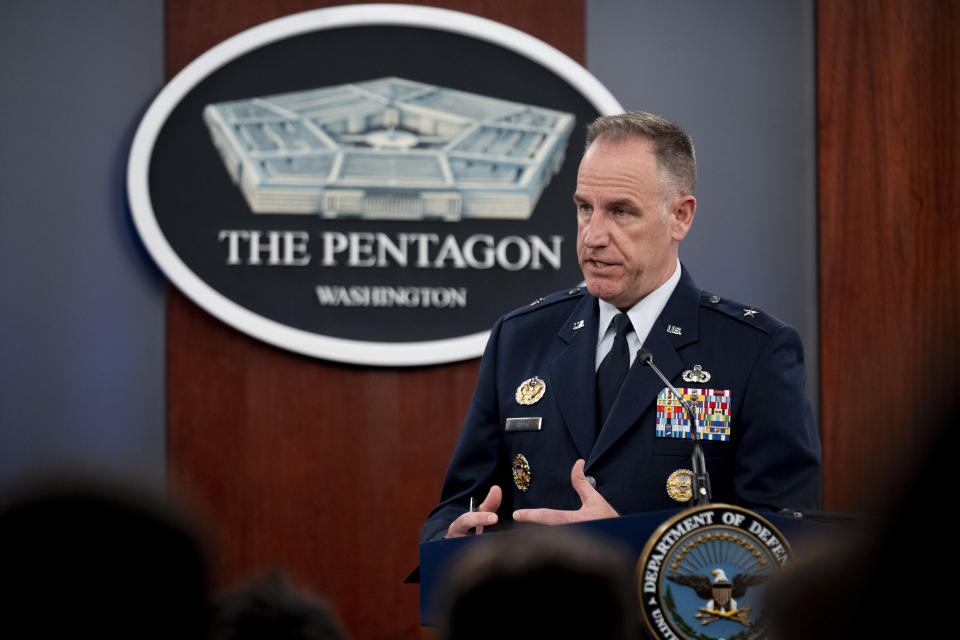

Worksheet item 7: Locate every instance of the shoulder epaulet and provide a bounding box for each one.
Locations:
[699,291,785,335]
[502,286,586,321]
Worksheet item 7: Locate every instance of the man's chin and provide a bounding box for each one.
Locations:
[585,282,621,304]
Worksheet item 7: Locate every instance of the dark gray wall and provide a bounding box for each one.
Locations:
[586,0,819,411]
[0,1,167,491]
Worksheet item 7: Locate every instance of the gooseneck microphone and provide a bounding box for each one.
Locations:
[637,349,713,506]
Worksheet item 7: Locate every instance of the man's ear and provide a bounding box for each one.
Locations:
[670,195,696,242]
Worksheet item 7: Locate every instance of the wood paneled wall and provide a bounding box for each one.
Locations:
[164,2,584,639]
[818,0,960,511]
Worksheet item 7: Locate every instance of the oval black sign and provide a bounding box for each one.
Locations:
[128,5,621,365]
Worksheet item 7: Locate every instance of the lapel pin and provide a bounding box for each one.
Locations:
[572,320,584,330]
[666,469,694,502]
[667,324,682,335]
[513,454,531,492]
[515,376,546,405]
[682,364,712,383]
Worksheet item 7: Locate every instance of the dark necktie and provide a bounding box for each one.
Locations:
[596,313,633,435]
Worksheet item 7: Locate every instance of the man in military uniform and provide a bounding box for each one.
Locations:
[421,112,821,542]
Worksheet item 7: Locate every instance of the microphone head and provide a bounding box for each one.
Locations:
[637,349,654,365]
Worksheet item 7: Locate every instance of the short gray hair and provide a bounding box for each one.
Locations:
[585,112,697,197]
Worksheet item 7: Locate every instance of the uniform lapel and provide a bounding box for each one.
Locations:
[587,268,701,468]
[549,294,599,460]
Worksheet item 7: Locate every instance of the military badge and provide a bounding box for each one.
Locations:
[666,469,694,503]
[512,454,531,492]
[515,376,546,405]
[637,504,792,640]
[656,388,731,442]
[681,364,711,383]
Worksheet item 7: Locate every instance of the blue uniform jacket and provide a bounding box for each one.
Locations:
[421,267,822,542]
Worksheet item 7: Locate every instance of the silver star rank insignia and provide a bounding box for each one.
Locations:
[743,308,758,318]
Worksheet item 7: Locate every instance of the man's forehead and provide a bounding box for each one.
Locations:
[575,139,661,194]
[583,136,655,159]
[578,138,657,175]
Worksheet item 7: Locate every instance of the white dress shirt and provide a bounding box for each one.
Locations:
[594,260,682,371]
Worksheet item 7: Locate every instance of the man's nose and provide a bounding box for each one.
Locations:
[582,213,610,246]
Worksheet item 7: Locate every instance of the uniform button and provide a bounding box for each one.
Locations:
[709,295,720,304]
[585,475,596,488]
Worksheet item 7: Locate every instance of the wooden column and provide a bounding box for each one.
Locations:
[817,0,960,511]
[164,2,584,638]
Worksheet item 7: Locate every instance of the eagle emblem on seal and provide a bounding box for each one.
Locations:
[667,568,769,627]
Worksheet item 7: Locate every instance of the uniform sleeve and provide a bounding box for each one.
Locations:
[419,318,513,542]
[734,324,822,510]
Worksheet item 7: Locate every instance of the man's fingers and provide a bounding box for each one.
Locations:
[512,507,579,526]
[445,511,498,538]
[476,485,501,535]
[479,484,502,512]
[569,459,596,502]
[511,461,618,526]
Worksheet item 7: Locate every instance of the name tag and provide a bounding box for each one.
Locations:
[505,417,542,432]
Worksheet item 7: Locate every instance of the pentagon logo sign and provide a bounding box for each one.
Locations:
[127,4,622,366]
[202,78,575,220]
[637,504,793,640]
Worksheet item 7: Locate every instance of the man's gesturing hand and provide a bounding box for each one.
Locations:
[512,459,619,525]
[444,484,502,538]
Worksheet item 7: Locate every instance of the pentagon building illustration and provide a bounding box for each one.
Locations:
[202,77,575,220]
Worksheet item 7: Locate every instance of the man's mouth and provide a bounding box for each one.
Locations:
[586,259,616,269]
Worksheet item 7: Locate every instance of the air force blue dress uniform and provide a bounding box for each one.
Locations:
[421,267,822,541]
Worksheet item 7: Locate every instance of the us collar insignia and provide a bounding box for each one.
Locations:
[666,469,694,502]
[515,376,546,405]
[512,454,531,492]
[682,365,711,383]
[638,504,793,640]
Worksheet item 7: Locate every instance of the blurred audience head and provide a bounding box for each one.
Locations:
[210,571,347,640]
[435,528,641,640]
[0,478,210,639]
[766,377,960,639]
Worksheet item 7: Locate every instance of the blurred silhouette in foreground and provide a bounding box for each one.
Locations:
[767,376,959,638]
[210,571,347,640]
[0,479,210,639]
[434,528,641,640]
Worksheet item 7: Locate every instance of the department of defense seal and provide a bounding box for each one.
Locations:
[666,469,694,503]
[515,376,546,405]
[637,504,792,640]
[512,454,531,492]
